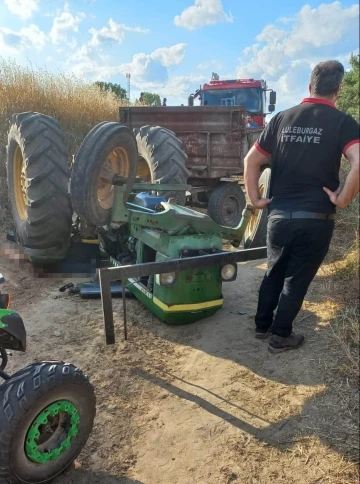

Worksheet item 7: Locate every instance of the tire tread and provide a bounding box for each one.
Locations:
[0,362,95,484]
[6,112,72,259]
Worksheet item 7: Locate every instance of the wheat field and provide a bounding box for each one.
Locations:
[0,58,124,156]
[0,57,125,229]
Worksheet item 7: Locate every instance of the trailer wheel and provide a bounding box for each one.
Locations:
[244,168,271,248]
[6,112,72,263]
[207,182,246,227]
[70,122,138,226]
[134,126,190,205]
[0,361,95,483]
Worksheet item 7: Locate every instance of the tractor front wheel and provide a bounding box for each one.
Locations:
[0,362,95,483]
[70,122,138,227]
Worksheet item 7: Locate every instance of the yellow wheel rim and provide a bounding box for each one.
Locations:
[14,146,27,220]
[137,156,152,182]
[97,147,130,209]
[248,184,264,235]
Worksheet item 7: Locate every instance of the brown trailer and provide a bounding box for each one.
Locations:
[119,106,268,232]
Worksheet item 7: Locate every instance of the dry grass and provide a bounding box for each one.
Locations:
[0,58,124,230]
[322,241,359,381]
[0,58,124,153]
[322,163,359,381]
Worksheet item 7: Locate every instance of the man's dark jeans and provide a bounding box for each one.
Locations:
[255,216,335,338]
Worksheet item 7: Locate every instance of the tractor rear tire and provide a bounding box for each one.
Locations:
[207,182,246,227]
[244,168,271,248]
[70,122,138,227]
[6,112,72,264]
[134,126,190,205]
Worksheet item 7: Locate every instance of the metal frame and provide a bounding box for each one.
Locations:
[99,247,267,345]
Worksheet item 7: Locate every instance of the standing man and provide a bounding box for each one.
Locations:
[244,60,359,354]
[245,114,259,128]
[162,97,167,107]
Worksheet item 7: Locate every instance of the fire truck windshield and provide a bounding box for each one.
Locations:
[202,87,262,113]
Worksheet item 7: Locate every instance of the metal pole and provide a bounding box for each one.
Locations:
[99,270,116,345]
[126,73,131,105]
[122,279,128,341]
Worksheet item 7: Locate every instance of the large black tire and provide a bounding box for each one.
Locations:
[70,122,138,227]
[244,168,271,248]
[133,126,190,205]
[207,182,246,227]
[0,361,95,483]
[6,112,72,264]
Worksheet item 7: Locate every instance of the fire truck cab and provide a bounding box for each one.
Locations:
[189,72,276,127]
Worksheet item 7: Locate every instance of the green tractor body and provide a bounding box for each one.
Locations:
[99,181,254,325]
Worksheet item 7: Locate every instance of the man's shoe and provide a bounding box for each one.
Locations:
[268,332,305,353]
[255,327,272,339]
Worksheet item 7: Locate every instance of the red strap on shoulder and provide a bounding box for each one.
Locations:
[255,141,270,157]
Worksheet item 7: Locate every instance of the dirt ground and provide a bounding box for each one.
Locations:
[1,251,359,484]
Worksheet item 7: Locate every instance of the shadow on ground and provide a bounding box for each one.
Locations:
[135,366,358,465]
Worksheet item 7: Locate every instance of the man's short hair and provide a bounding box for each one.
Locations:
[310,60,345,97]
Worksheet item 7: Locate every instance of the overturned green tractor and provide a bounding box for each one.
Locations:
[5,112,270,333]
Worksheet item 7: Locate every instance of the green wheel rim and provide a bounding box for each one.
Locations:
[25,400,80,463]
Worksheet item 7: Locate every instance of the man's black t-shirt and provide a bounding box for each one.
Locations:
[256,98,360,213]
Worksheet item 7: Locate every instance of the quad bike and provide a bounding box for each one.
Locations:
[0,273,96,483]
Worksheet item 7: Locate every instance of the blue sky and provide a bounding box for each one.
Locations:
[0,0,359,111]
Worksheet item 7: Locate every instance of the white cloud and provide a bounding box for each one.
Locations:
[66,43,187,84]
[151,43,186,67]
[89,18,149,47]
[174,0,233,30]
[64,42,200,103]
[197,60,222,71]
[117,53,168,83]
[157,74,207,98]
[115,44,187,85]
[4,0,39,19]
[50,10,86,44]
[236,2,359,110]
[0,24,46,53]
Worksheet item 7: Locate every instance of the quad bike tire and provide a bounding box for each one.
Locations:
[6,112,73,264]
[244,168,271,248]
[70,122,138,227]
[0,361,95,484]
[207,182,246,228]
[133,126,190,205]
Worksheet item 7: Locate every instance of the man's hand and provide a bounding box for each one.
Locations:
[244,144,272,212]
[325,143,360,209]
[251,197,273,209]
[323,187,347,208]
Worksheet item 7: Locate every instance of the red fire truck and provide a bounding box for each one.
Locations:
[189,72,276,127]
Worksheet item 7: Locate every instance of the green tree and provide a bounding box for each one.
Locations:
[337,54,359,121]
[95,81,128,100]
[142,92,161,106]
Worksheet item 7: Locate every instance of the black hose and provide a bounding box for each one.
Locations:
[0,347,8,371]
